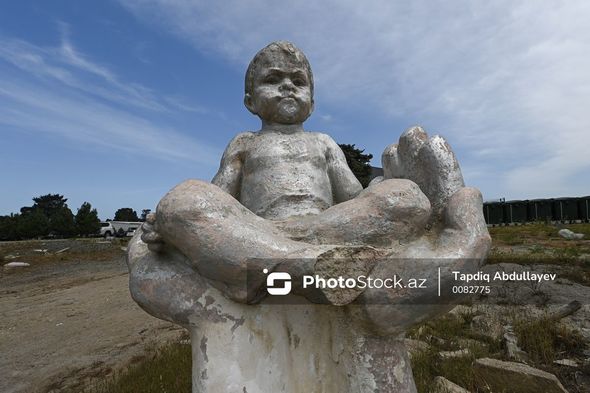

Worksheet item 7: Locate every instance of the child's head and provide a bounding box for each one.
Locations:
[244,41,314,124]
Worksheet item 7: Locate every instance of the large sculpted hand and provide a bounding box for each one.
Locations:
[126,126,491,335]
[349,126,491,335]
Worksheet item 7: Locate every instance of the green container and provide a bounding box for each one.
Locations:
[485,202,505,225]
[577,196,590,222]
[552,198,579,221]
[503,200,527,223]
[530,199,553,222]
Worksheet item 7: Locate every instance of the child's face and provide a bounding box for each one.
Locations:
[245,52,313,125]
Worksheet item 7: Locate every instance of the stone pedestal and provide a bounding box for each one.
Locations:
[188,289,416,393]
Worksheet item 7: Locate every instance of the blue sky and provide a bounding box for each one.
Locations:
[1,1,589,220]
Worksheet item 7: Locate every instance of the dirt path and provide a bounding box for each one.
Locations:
[0,252,186,393]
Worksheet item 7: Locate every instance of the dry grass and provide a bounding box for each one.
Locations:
[87,340,191,393]
[514,315,586,365]
[408,311,503,392]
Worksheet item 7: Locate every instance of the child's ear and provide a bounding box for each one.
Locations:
[244,93,257,115]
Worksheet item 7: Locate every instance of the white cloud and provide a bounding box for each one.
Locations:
[0,30,221,165]
[119,0,590,198]
[0,28,213,114]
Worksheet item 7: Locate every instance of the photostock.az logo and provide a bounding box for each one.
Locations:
[263,268,292,295]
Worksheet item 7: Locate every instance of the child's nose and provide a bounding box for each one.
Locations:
[279,78,296,92]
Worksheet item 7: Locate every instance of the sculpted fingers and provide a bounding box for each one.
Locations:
[398,126,428,162]
[416,135,464,216]
[441,187,491,258]
[444,188,485,231]
[384,126,464,220]
[382,143,404,179]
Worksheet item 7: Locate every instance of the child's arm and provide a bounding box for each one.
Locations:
[321,134,363,203]
[211,132,254,199]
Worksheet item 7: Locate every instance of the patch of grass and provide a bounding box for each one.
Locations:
[409,312,503,392]
[412,346,494,393]
[0,238,126,269]
[486,249,590,286]
[489,222,590,247]
[486,223,590,285]
[568,223,590,237]
[513,315,586,365]
[489,223,558,245]
[555,246,581,258]
[410,348,439,392]
[88,340,192,393]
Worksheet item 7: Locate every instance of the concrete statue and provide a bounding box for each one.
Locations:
[127,41,491,392]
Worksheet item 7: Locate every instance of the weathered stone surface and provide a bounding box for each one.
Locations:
[403,338,430,360]
[127,40,491,392]
[474,358,569,393]
[3,262,30,268]
[553,359,578,367]
[438,349,471,359]
[432,376,471,393]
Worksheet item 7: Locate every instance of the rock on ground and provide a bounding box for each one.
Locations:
[474,358,569,393]
[432,376,471,393]
[558,228,584,240]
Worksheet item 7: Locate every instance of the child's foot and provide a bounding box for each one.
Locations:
[141,213,165,252]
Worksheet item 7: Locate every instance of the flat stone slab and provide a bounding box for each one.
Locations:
[474,358,569,393]
[433,376,471,393]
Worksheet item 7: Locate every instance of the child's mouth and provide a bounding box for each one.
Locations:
[279,99,298,116]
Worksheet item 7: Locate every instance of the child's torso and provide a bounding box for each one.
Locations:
[240,132,334,220]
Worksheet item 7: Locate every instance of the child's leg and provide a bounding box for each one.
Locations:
[289,179,431,247]
[153,180,325,290]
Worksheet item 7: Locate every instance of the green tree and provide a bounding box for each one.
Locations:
[140,209,152,222]
[75,202,101,236]
[338,143,374,188]
[16,209,49,239]
[31,194,68,217]
[49,206,76,238]
[114,208,139,221]
[0,214,19,241]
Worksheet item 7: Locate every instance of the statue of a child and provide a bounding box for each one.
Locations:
[126,41,490,392]
[132,41,490,330]
[140,42,436,301]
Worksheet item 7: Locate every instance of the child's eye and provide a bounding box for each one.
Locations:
[264,76,280,84]
[293,79,306,86]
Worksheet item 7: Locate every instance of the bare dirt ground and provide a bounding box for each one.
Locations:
[0,240,186,393]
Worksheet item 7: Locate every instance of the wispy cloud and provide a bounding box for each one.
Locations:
[0,75,220,164]
[0,28,220,164]
[120,0,590,198]
[0,26,210,114]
